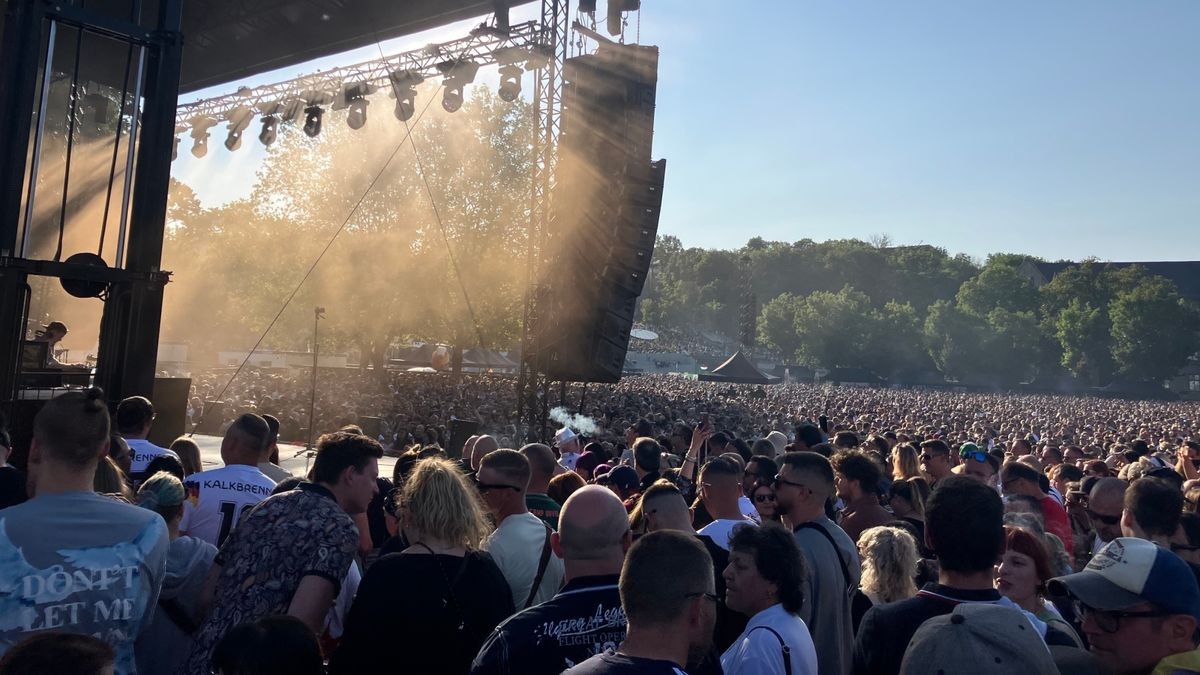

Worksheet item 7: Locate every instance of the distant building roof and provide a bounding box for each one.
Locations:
[699,351,779,385]
[1020,261,1200,302]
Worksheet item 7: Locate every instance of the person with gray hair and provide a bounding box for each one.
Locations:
[180,413,277,547]
[472,485,632,674]
[564,530,718,674]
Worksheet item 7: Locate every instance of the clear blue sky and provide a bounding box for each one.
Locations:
[174,1,1200,262]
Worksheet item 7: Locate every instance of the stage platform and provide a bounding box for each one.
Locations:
[193,434,399,480]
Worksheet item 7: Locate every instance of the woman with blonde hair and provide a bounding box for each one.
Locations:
[857,526,919,605]
[891,442,921,481]
[94,456,134,502]
[169,437,203,476]
[330,458,513,674]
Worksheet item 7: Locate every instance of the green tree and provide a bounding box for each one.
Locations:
[1054,298,1110,386]
[1109,278,1200,381]
[956,264,1040,317]
[923,300,983,381]
[757,293,804,361]
[792,286,874,368]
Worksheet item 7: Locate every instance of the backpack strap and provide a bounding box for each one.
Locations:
[794,521,854,592]
[747,625,792,675]
[523,522,554,609]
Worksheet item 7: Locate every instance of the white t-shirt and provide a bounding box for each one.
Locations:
[697,518,757,552]
[739,495,761,523]
[180,464,276,547]
[484,511,565,609]
[324,560,362,640]
[126,438,179,480]
[721,603,818,675]
[558,452,581,471]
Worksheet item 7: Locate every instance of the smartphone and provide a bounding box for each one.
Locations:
[819,415,829,434]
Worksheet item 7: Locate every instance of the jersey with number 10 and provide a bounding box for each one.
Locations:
[180,464,276,547]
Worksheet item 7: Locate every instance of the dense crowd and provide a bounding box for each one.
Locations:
[1,379,1200,675]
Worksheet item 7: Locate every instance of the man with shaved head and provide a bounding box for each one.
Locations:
[471,485,632,674]
[472,435,499,472]
[522,443,563,529]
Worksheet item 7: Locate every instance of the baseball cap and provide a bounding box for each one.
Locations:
[607,466,639,492]
[766,431,788,456]
[555,427,577,446]
[1047,537,1200,621]
[900,603,1057,675]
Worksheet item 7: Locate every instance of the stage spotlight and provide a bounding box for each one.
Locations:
[436,59,479,114]
[347,98,368,130]
[390,69,423,123]
[394,93,415,122]
[189,117,216,158]
[223,108,253,151]
[224,128,243,151]
[259,115,279,146]
[172,136,179,161]
[303,105,324,137]
[442,86,464,113]
[498,64,522,102]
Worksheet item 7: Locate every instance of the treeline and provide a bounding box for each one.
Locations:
[639,237,1200,385]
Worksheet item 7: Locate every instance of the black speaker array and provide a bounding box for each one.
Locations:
[542,43,665,383]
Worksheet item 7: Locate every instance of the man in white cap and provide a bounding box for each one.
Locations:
[556,427,582,471]
[1048,536,1200,674]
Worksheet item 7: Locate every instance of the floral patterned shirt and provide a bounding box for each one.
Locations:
[181,482,357,675]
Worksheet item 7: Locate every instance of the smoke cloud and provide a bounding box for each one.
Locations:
[549,406,599,436]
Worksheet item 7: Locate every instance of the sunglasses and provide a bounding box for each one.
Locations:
[474,478,521,493]
[1072,598,1173,634]
[773,474,809,491]
[754,493,776,503]
[1086,509,1121,526]
[960,450,990,464]
[919,453,947,462]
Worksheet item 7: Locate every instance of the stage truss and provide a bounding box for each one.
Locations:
[174,0,597,440]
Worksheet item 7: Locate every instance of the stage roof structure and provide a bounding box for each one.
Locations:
[0,0,537,94]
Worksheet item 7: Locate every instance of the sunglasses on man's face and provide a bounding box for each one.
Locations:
[919,453,947,463]
[1086,509,1121,526]
[754,493,776,503]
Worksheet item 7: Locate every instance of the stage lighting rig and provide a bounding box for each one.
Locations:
[336,82,373,130]
[258,115,279,145]
[494,47,527,102]
[498,65,522,102]
[189,116,217,158]
[389,70,424,122]
[224,107,253,151]
[436,59,480,113]
[303,106,324,137]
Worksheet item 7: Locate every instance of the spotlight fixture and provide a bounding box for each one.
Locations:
[436,59,480,114]
[394,90,416,121]
[224,108,253,151]
[498,64,522,102]
[303,105,324,137]
[347,99,368,129]
[259,115,279,146]
[172,136,179,161]
[389,70,423,122]
[442,86,464,113]
[336,83,373,130]
[189,117,217,158]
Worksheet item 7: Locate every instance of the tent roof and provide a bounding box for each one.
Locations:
[698,351,778,385]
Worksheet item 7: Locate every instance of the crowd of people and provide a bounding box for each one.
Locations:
[1,378,1200,674]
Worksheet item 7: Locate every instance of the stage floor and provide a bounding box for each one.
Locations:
[193,435,399,480]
